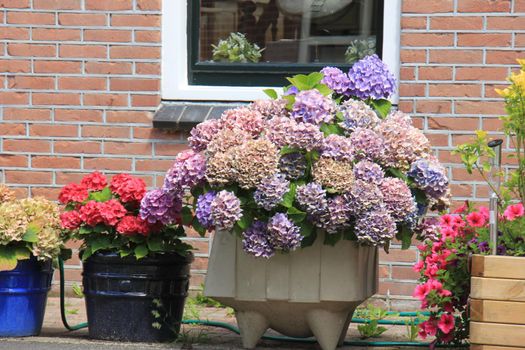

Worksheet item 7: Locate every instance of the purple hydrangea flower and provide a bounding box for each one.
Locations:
[349,127,384,161]
[266,117,323,151]
[320,66,350,95]
[415,217,440,242]
[242,220,274,258]
[339,99,381,134]
[267,213,303,252]
[380,177,416,222]
[353,160,385,185]
[279,153,307,180]
[210,190,243,231]
[188,119,222,152]
[407,158,449,199]
[296,182,328,218]
[319,195,351,233]
[291,89,336,125]
[355,207,397,246]
[140,188,182,225]
[163,150,206,193]
[253,174,290,211]
[195,191,216,229]
[344,179,383,214]
[321,134,354,162]
[284,86,299,96]
[347,54,396,100]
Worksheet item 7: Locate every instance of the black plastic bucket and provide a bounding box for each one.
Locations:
[82,251,193,342]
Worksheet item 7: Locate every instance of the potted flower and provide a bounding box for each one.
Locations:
[58,172,194,342]
[0,184,68,337]
[211,32,264,63]
[153,55,449,350]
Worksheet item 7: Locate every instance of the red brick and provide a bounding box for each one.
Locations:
[136,0,160,10]
[32,156,80,169]
[401,17,427,30]
[5,171,53,185]
[0,92,29,105]
[3,139,51,153]
[154,143,190,156]
[81,125,130,138]
[111,14,160,27]
[398,101,414,113]
[0,27,30,40]
[425,133,449,147]
[30,187,61,201]
[482,117,504,131]
[54,109,103,122]
[451,168,484,182]
[0,0,30,8]
[485,83,508,98]
[487,16,525,30]
[0,59,31,73]
[34,60,82,73]
[415,100,452,114]
[133,127,177,140]
[458,33,511,47]
[56,172,93,184]
[0,155,28,167]
[135,62,160,75]
[29,124,78,137]
[418,66,453,80]
[430,50,483,64]
[428,117,479,130]
[402,0,453,13]
[458,0,511,12]
[8,76,55,90]
[32,28,81,41]
[4,108,51,121]
[430,16,483,30]
[401,33,453,47]
[85,61,132,74]
[516,0,525,12]
[58,13,107,26]
[391,266,419,280]
[106,110,151,123]
[84,158,132,171]
[59,44,106,59]
[486,50,524,64]
[456,67,508,81]
[400,49,426,63]
[84,29,132,42]
[110,78,159,91]
[514,34,525,47]
[135,30,161,42]
[83,94,128,107]
[104,142,152,155]
[7,12,55,25]
[110,45,160,59]
[0,123,26,136]
[131,94,160,107]
[135,159,173,172]
[429,84,480,97]
[55,141,101,154]
[379,249,417,263]
[8,43,56,57]
[455,101,505,115]
[33,0,80,9]
[399,83,425,97]
[33,93,80,105]
[85,0,132,10]
[59,77,106,90]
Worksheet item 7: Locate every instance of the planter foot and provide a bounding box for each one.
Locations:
[235,310,269,349]
[337,311,353,347]
[307,309,349,350]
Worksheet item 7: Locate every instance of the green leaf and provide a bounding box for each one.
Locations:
[80,247,92,261]
[287,206,306,224]
[324,232,343,246]
[89,187,112,202]
[119,248,132,258]
[396,225,413,250]
[79,226,91,235]
[280,146,301,155]
[90,236,111,253]
[287,74,310,91]
[147,236,164,252]
[280,182,297,208]
[0,246,18,272]
[15,247,30,260]
[320,123,343,136]
[263,89,278,99]
[307,72,324,88]
[283,94,295,109]
[236,212,253,230]
[181,206,193,226]
[22,224,39,243]
[128,235,145,244]
[192,218,207,237]
[298,221,314,237]
[314,83,333,96]
[134,244,149,259]
[387,168,408,181]
[301,229,317,248]
[370,99,392,119]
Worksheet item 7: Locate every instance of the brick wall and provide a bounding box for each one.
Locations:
[0,0,522,308]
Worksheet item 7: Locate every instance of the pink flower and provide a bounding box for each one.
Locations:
[424,264,439,278]
[413,261,424,272]
[478,206,489,220]
[466,211,486,227]
[453,202,468,214]
[437,313,455,334]
[440,227,457,240]
[440,214,453,227]
[418,319,437,339]
[80,171,107,191]
[451,215,466,230]
[59,183,89,204]
[60,210,82,230]
[413,283,430,300]
[504,203,525,221]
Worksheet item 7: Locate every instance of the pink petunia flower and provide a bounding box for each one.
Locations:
[466,211,486,227]
[437,313,455,334]
[504,203,525,221]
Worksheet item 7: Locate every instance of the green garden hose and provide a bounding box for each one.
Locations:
[58,258,466,347]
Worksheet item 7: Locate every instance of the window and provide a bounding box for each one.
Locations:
[162,0,401,101]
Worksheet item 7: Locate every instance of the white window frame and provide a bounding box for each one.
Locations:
[161,0,401,102]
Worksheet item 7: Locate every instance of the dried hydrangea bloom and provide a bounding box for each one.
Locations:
[347,54,396,100]
[353,159,385,185]
[387,110,413,127]
[163,150,206,193]
[338,99,380,134]
[205,149,237,187]
[210,190,243,231]
[296,182,328,218]
[221,106,266,137]
[232,139,280,189]
[380,177,416,222]
[321,134,354,162]
[253,174,290,211]
[32,226,62,259]
[355,206,397,246]
[267,213,302,252]
[312,157,354,193]
[250,99,288,119]
[206,127,250,156]
[0,201,29,245]
[349,127,384,161]
[344,179,384,214]
[318,195,351,234]
[279,153,307,180]
[291,89,336,125]
[266,116,295,148]
[188,119,223,152]
[242,220,274,258]
[407,157,449,199]
[20,197,60,229]
[0,185,15,205]
[320,66,350,95]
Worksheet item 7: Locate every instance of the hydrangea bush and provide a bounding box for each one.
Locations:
[58,172,192,260]
[141,55,450,258]
[0,185,68,271]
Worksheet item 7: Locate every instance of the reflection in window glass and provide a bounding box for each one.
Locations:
[198,0,383,65]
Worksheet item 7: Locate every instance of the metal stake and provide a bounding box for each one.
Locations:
[487,139,503,255]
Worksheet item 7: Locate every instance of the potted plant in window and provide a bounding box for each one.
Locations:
[153,55,450,350]
[58,172,194,342]
[211,32,264,63]
[0,185,68,337]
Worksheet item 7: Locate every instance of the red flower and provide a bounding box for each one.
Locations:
[466,211,486,227]
[504,203,525,221]
[110,174,146,203]
[99,199,127,226]
[80,171,108,191]
[437,313,455,334]
[59,183,89,204]
[60,210,82,230]
[116,215,150,236]
[79,201,105,227]
[413,283,430,300]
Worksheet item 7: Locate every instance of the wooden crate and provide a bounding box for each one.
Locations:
[470,255,525,350]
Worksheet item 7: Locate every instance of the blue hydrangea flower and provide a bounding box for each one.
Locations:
[347,54,396,100]
[320,66,350,95]
[355,206,397,246]
[242,220,274,258]
[253,174,290,211]
[267,213,303,252]
[407,158,449,199]
[279,153,307,180]
[195,191,216,229]
[291,89,336,125]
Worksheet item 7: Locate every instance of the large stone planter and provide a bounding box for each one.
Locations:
[204,230,378,350]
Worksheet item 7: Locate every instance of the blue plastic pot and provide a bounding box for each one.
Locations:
[0,256,53,337]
